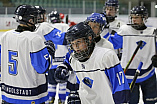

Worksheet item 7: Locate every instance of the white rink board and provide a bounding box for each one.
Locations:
[0,15,157,30]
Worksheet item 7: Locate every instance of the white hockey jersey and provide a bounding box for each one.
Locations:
[52,23,69,33]
[96,38,114,50]
[117,25,156,83]
[100,18,125,38]
[0,29,51,104]
[69,46,130,104]
[35,22,66,45]
[51,23,69,68]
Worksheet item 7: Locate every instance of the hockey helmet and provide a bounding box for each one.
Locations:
[48,11,61,23]
[103,0,119,22]
[104,0,119,8]
[60,13,64,20]
[86,13,107,31]
[129,6,148,29]
[65,22,95,61]
[35,5,46,23]
[14,4,38,25]
[130,6,148,19]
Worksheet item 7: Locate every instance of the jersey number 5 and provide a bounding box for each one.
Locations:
[8,51,18,75]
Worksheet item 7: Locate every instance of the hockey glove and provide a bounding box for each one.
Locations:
[44,40,55,59]
[67,91,81,104]
[54,64,69,83]
[151,55,157,67]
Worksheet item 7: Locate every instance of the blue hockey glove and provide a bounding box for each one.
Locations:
[54,64,69,83]
[44,40,55,59]
[151,55,157,67]
[67,91,81,104]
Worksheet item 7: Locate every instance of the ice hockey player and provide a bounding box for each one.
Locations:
[107,5,157,104]
[85,13,114,50]
[101,0,126,59]
[46,10,70,104]
[101,0,125,38]
[34,6,67,46]
[54,22,130,104]
[0,4,55,104]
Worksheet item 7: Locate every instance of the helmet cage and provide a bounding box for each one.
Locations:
[68,37,92,61]
[66,22,95,61]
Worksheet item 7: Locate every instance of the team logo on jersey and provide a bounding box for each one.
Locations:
[82,77,93,88]
[136,40,146,49]
[81,64,85,69]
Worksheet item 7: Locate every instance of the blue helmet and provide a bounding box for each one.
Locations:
[86,13,107,30]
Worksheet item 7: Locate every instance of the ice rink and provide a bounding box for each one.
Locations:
[0,14,157,104]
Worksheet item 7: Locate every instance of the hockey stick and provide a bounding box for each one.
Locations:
[124,40,145,74]
[129,62,143,92]
[66,15,69,24]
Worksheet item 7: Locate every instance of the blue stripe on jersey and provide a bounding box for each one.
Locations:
[156,42,157,52]
[0,45,1,67]
[44,28,66,45]
[1,82,47,96]
[30,48,50,74]
[127,69,155,83]
[103,32,110,39]
[108,33,123,49]
[50,65,58,69]
[2,94,48,104]
[105,63,130,103]
[105,64,130,94]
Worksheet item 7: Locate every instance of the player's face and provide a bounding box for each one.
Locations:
[71,38,88,53]
[88,22,100,37]
[105,6,116,17]
[131,15,144,25]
